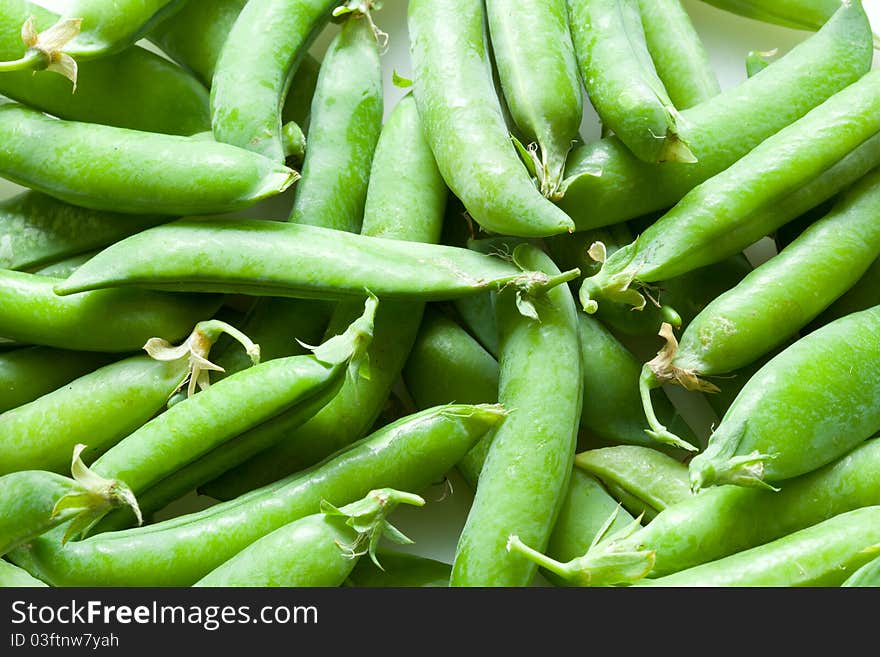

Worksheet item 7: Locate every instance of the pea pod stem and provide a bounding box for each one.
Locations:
[0,1,185,85]
[0,318,250,477]
[0,444,140,555]
[88,297,376,524]
[195,488,424,587]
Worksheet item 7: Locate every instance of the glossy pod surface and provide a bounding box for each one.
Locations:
[0,191,165,271]
[0,103,296,215]
[206,95,447,497]
[699,0,842,31]
[452,246,581,586]
[409,0,575,237]
[10,405,505,586]
[55,219,566,301]
[211,0,337,161]
[0,269,219,352]
[0,355,188,475]
[642,507,880,587]
[485,0,582,197]
[559,1,873,228]
[690,306,880,489]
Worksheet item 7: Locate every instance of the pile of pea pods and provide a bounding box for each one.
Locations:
[0,0,879,589]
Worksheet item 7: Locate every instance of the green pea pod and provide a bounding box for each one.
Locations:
[196,488,424,587]
[0,0,185,84]
[699,0,845,32]
[559,1,873,228]
[638,0,721,110]
[10,404,506,586]
[91,297,376,526]
[148,0,322,132]
[642,508,880,587]
[841,555,880,587]
[0,320,252,475]
[568,0,691,164]
[641,167,880,443]
[0,1,209,135]
[452,292,499,356]
[1,269,221,352]
[690,306,880,491]
[409,0,575,237]
[31,251,95,278]
[289,12,383,231]
[452,246,581,587]
[808,257,880,331]
[205,95,447,499]
[211,0,342,162]
[0,191,166,272]
[0,559,46,587]
[703,348,779,420]
[0,446,140,555]
[507,436,880,585]
[485,0,582,198]
[406,312,638,584]
[580,70,880,314]
[574,446,690,521]
[0,346,113,413]
[0,102,296,215]
[55,219,577,302]
[346,550,452,588]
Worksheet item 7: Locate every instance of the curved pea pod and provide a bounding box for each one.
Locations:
[204,96,448,499]
[699,0,847,32]
[559,1,873,228]
[0,559,46,587]
[841,555,880,587]
[638,0,721,110]
[568,0,691,164]
[641,168,880,444]
[0,269,220,352]
[690,306,880,491]
[485,0,581,198]
[0,320,252,476]
[808,257,880,331]
[642,508,880,587]
[196,488,424,587]
[409,0,575,237]
[452,246,582,587]
[289,11,383,232]
[579,71,880,315]
[0,1,208,135]
[0,103,296,215]
[0,347,113,413]
[0,446,140,555]
[508,436,880,585]
[0,191,166,272]
[574,446,690,522]
[55,219,577,302]
[31,252,94,278]
[0,0,185,87]
[346,550,452,588]
[9,404,507,586]
[149,0,321,131]
[211,0,342,162]
[90,297,376,526]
